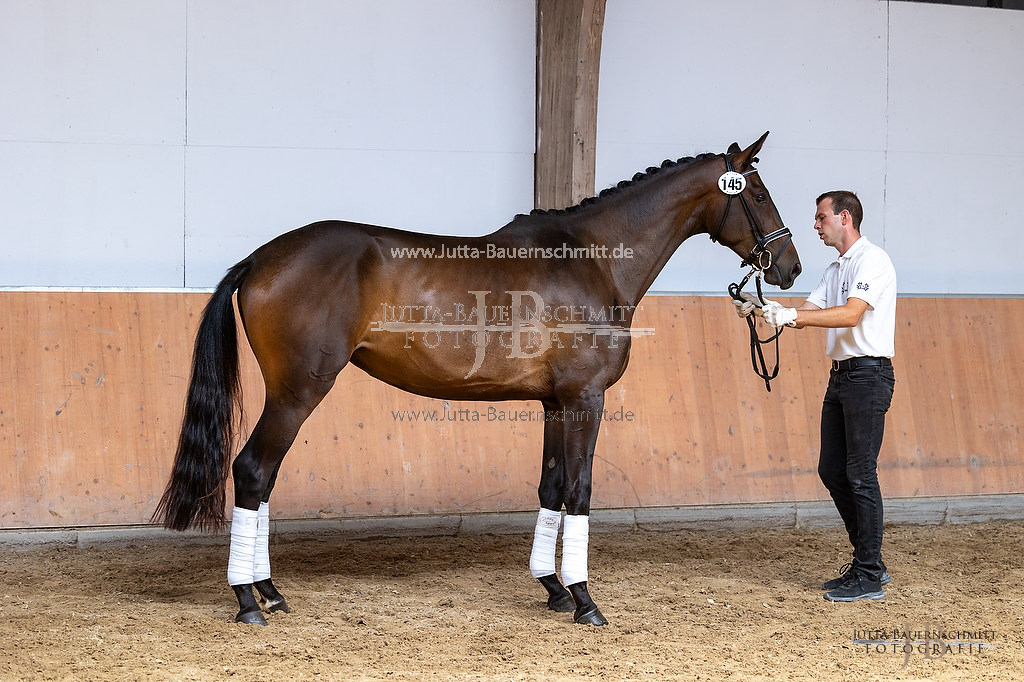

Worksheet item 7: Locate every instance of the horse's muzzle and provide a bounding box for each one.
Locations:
[767,259,801,290]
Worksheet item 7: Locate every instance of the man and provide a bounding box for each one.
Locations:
[739,190,897,602]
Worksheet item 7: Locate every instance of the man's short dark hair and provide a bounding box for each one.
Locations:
[816,190,863,231]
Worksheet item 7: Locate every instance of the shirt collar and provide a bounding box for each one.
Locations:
[838,235,870,262]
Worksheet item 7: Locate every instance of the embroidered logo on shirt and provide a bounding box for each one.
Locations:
[841,282,849,296]
[856,282,869,291]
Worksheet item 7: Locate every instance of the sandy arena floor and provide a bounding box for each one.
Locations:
[1,520,1021,681]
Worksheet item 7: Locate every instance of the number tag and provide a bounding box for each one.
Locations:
[718,171,746,195]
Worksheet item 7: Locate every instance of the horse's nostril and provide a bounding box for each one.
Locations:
[793,261,802,278]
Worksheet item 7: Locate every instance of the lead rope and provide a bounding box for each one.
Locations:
[728,267,783,392]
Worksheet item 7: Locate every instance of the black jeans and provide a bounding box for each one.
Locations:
[817,361,895,585]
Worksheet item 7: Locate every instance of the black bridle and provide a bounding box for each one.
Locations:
[713,154,794,392]
[711,155,793,271]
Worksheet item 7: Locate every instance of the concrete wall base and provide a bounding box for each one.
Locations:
[2,494,1022,549]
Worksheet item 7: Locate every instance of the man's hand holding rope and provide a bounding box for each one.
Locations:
[763,302,798,328]
[734,292,798,328]
[732,291,765,318]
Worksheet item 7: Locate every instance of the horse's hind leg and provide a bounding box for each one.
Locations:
[252,459,290,615]
[228,374,339,625]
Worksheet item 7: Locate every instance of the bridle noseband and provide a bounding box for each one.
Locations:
[714,153,794,392]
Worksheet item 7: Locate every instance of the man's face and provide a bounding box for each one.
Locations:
[813,198,845,249]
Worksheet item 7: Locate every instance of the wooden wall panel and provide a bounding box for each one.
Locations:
[1,292,1022,529]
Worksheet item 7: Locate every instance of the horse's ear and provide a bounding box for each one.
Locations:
[733,131,770,170]
[727,142,741,154]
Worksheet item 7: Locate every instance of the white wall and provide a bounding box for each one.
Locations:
[0,0,187,286]
[597,0,1024,295]
[2,1,1022,294]
[0,0,536,288]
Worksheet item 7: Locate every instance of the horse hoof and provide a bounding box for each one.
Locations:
[574,606,609,626]
[235,607,268,626]
[263,596,291,614]
[547,593,575,613]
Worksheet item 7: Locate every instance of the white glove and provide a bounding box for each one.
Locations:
[763,302,797,328]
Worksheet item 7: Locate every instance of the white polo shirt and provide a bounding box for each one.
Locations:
[806,236,897,361]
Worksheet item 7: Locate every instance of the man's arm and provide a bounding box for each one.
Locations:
[792,297,869,329]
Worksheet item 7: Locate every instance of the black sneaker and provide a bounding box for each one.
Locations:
[822,565,892,591]
[824,576,885,602]
[821,563,854,591]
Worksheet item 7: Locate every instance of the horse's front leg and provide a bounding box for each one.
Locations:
[531,403,574,613]
[559,390,608,626]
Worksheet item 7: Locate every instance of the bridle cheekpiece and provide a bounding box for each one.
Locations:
[715,153,793,392]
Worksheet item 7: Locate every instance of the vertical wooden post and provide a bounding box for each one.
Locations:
[535,0,606,211]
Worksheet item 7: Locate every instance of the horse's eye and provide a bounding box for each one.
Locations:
[755,193,767,204]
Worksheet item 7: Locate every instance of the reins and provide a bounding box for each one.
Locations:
[714,154,793,392]
[728,267,783,392]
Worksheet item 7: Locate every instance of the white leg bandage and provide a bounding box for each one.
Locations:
[561,514,590,586]
[253,501,271,582]
[529,508,562,578]
[227,506,259,586]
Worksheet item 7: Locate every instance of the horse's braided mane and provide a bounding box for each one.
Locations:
[525,152,721,217]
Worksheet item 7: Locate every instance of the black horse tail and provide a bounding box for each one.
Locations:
[153,258,254,531]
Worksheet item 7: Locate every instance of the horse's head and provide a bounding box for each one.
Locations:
[709,132,801,289]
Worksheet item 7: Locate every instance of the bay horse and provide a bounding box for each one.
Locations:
[154,131,801,626]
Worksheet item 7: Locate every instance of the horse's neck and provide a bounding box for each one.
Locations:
[574,167,715,306]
